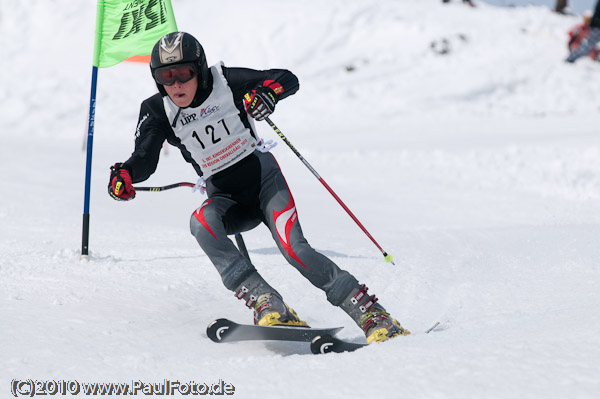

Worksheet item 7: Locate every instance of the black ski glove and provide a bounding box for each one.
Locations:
[244,81,280,121]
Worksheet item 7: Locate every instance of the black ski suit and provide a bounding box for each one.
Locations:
[123,63,359,307]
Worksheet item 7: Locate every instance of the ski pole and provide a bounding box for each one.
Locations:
[263,116,395,265]
[134,181,251,260]
[133,182,195,192]
[235,234,251,261]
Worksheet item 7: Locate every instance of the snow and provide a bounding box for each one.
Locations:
[1,0,600,398]
[482,0,596,14]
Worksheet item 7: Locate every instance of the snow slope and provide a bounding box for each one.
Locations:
[1,0,599,398]
[481,0,596,14]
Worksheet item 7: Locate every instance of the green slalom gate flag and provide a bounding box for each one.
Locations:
[82,0,178,258]
[93,0,178,68]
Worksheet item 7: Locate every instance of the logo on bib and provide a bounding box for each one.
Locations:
[200,105,220,118]
[180,112,197,126]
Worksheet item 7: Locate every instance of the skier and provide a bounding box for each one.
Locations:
[108,31,410,343]
[566,10,600,61]
[566,1,600,63]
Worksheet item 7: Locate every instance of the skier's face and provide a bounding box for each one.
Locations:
[164,76,198,108]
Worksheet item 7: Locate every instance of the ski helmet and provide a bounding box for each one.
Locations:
[150,32,210,94]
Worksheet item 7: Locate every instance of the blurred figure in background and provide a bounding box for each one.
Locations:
[442,0,476,6]
[566,1,600,63]
[567,10,600,61]
[554,0,568,14]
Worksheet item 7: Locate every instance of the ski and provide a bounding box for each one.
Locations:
[311,321,442,354]
[311,334,367,354]
[206,318,343,344]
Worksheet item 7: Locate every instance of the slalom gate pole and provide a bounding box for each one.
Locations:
[81,66,99,259]
[264,116,394,265]
[134,181,251,261]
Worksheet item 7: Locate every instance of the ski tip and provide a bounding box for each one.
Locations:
[311,335,335,354]
[311,334,368,354]
[314,326,343,337]
[206,318,234,343]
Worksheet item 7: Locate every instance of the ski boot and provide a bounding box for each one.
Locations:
[234,277,308,327]
[253,293,308,327]
[340,284,410,343]
[359,308,409,343]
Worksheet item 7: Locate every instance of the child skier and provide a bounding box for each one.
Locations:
[108,31,409,343]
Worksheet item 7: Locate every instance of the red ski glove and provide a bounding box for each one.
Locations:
[244,80,283,121]
[108,163,136,201]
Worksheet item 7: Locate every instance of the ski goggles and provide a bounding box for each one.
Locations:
[153,63,198,86]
